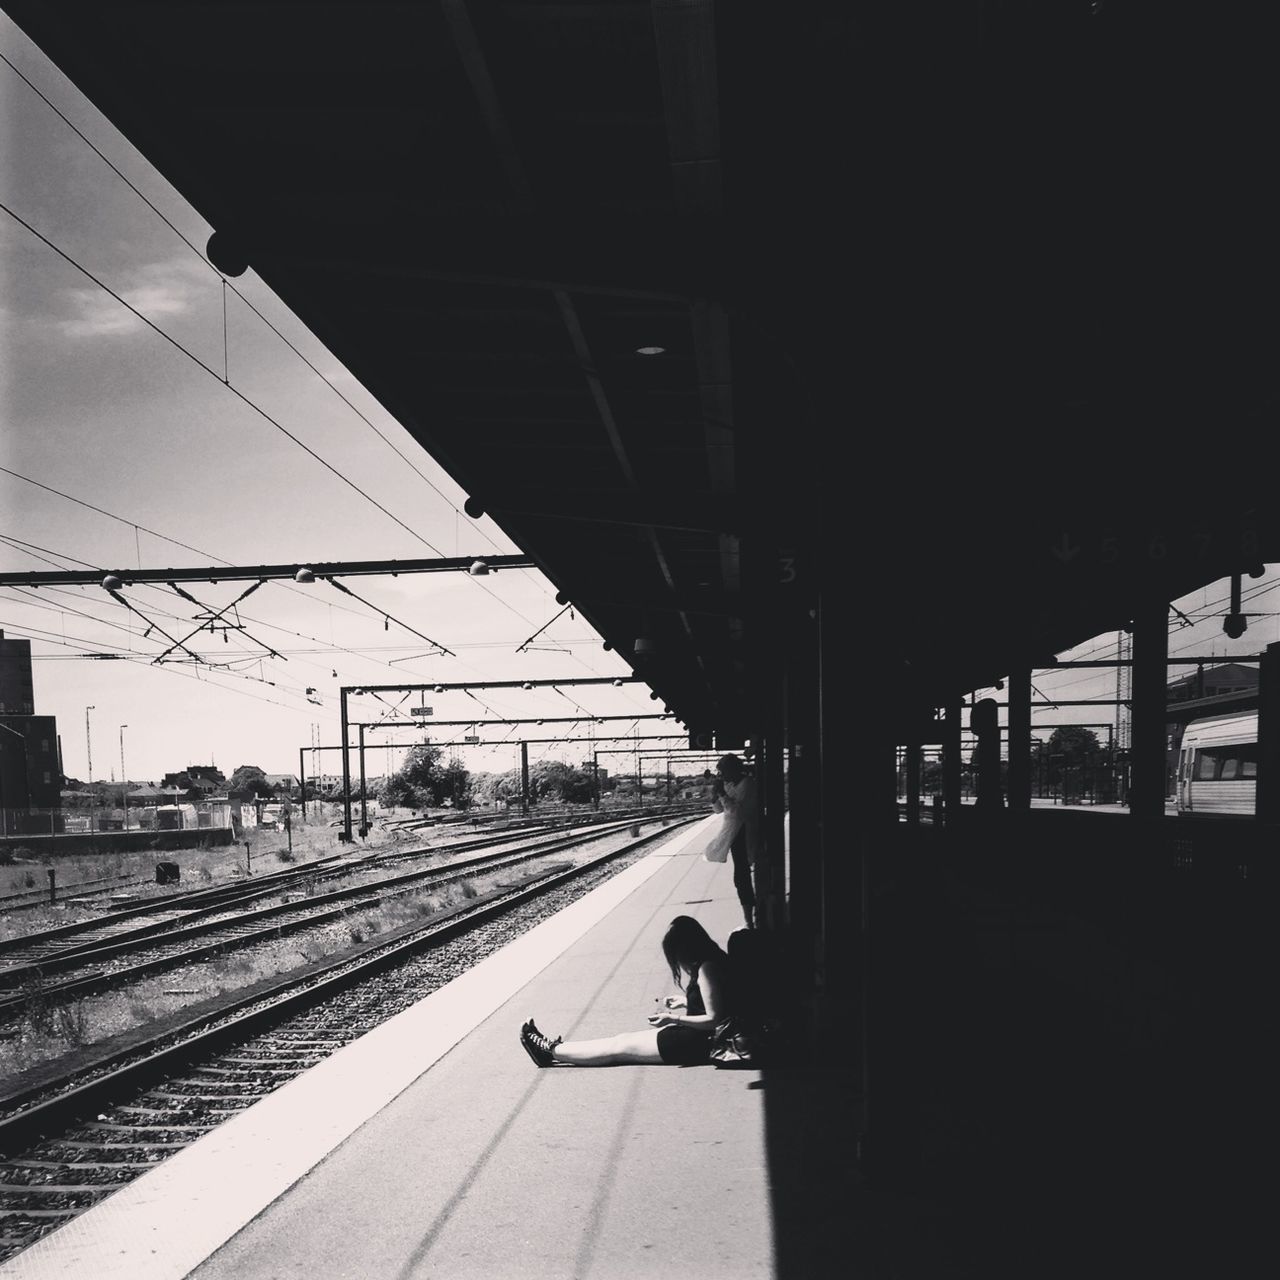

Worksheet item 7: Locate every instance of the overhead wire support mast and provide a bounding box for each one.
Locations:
[338,682,662,839]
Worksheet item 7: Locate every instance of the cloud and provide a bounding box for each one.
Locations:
[55,257,213,338]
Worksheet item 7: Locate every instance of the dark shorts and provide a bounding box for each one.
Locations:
[656,1024,713,1066]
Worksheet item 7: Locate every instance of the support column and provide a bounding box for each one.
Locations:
[970,697,1003,810]
[1006,666,1031,811]
[781,583,822,959]
[1129,601,1169,819]
[904,741,922,824]
[1256,642,1280,824]
[340,688,352,841]
[298,748,307,820]
[942,695,962,821]
[358,724,368,837]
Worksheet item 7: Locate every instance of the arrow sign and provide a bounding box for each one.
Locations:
[1050,533,1081,563]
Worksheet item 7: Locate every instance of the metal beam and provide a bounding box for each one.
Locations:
[301,735,687,753]
[355,714,674,728]
[345,678,647,694]
[0,555,536,588]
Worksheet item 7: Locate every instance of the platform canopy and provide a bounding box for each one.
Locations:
[7,1,1278,739]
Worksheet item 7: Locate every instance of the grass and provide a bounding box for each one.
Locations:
[0,876,480,1082]
[0,817,404,899]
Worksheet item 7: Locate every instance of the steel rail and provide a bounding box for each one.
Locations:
[0,819,697,1155]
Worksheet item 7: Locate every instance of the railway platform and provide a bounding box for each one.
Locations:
[0,816,905,1280]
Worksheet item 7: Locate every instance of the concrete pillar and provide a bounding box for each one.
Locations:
[1256,641,1280,824]
[1006,666,1031,811]
[942,695,962,821]
[1128,602,1169,819]
[904,741,922,824]
[970,697,1003,810]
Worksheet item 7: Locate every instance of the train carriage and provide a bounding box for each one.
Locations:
[1176,711,1258,816]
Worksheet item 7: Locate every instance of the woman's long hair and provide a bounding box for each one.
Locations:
[662,915,724,986]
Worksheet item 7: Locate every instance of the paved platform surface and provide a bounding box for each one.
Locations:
[4,817,872,1280]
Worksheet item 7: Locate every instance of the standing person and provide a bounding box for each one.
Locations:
[714,753,760,929]
[519,916,735,1067]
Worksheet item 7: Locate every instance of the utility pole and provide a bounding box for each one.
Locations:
[358,723,368,837]
[86,705,95,832]
[340,689,352,841]
[119,724,128,831]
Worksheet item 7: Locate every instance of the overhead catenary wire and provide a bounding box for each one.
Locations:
[0,520,620,687]
[155,579,278,663]
[0,620,306,709]
[325,579,455,656]
[0,200,451,556]
[0,48,565,640]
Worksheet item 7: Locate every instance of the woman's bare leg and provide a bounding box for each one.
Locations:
[553,1029,664,1066]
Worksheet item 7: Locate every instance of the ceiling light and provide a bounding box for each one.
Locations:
[635,346,665,356]
[102,573,123,590]
[294,567,315,583]
[522,681,533,690]
[468,559,490,576]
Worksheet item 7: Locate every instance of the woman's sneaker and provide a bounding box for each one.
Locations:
[520,1020,561,1067]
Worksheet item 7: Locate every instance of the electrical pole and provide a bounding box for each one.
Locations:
[358,723,368,838]
[119,724,128,831]
[86,705,95,832]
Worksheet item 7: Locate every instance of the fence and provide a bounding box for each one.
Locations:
[2,803,235,839]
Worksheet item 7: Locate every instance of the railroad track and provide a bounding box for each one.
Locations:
[0,815,678,1017]
[0,873,154,915]
[0,805,701,972]
[0,816,696,1262]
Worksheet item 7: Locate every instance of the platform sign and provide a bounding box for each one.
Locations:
[411,706,433,716]
[463,734,479,743]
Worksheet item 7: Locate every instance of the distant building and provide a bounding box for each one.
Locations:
[305,774,345,796]
[1167,661,1259,703]
[0,632,62,831]
[264,773,299,795]
[162,766,225,798]
[0,714,62,828]
[0,630,35,717]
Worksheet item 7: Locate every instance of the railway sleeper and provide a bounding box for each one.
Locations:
[80,1123,214,1138]
[0,1182,117,1195]
[215,1054,326,1067]
[143,1089,269,1102]
[0,1207,81,1218]
[119,1104,249,1118]
[6,1157,169,1168]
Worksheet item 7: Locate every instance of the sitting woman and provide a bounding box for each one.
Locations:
[519,915,734,1067]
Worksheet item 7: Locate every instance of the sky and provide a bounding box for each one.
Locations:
[2,10,1279,787]
[0,11,684,787]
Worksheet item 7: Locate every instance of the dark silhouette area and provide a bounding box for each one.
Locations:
[758,821,1272,1278]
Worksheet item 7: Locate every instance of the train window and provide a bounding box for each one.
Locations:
[1194,751,1220,780]
[1193,744,1259,781]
